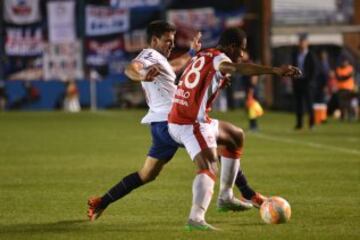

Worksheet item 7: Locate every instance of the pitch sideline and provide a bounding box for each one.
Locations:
[252,133,360,156]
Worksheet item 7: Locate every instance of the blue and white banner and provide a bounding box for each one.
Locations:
[47,0,76,43]
[167,8,222,48]
[108,52,130,75]
[86,37,124,66]
[216,8,245,28]
[110,0,162,9]
[124,29,147,52]
[86,5,130,36]
[43,41,84,80]
[85,36,129,75]
[4,0,41,24]
[5,27,43,56]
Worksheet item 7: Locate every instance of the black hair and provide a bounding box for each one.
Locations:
[146,20,176,44]
[218,27,247,48]
[298,32,308,42]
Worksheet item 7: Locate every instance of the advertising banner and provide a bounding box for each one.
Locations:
[47,0,76,43]
[86,37,124,66]
[167,8,221,48]
[110,0,161,9]
[43,41,84,80]
[86,36,129,75]
[86,5,130,36]
[124,29,147,52]
[5,27,43,56]
[4,0,41,24]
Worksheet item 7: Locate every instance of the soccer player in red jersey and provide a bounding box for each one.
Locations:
[168,27,301,230]
[87,22,252,223]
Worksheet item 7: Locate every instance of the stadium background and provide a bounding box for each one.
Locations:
[0,1,359,239]
[0,0,359,111]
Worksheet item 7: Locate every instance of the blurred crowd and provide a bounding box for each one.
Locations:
[290,34,359,128]
[1,34,359,128]
[0,79,81,113]
[289,33,359,130]
[213,33,359,131]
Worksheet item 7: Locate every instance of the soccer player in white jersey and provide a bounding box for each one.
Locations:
[168,27,301,230]
[87,21,274,224]
[87,20,205,221]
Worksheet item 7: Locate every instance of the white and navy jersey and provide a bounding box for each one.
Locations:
[168,48,231,124]
[132,48,177,124]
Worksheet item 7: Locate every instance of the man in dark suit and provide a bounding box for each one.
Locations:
[292,33,317,130]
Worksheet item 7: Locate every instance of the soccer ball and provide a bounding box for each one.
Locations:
[260,196,291,224]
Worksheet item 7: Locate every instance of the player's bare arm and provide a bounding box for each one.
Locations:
[219,62,302,78]
[124,61,161,82]
[170,32,202,73]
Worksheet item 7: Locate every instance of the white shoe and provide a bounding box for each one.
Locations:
[217,197,253,212]
[185,219,221,231]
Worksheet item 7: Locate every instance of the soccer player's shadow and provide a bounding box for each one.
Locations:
[0,219,89,235]
[0,219,159,235]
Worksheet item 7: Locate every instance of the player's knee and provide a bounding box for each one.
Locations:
[194,150,218,178]
[197,163,218,181]
[220,127,244,159]
[233,127,245,148]
[138,168,160,183]
[145,174,158,183]
[140,172,158,183]
[209,161,218,176]
[221,146,243,159]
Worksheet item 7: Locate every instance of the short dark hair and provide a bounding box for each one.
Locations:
[298,32,308,42]
[218,27,247,48]
[146,20,176,44]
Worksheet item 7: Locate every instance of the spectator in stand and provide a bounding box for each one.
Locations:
[245,88,263,131]
[241,52,262,131]
[0,81,7,111]
[9,81,40,110]
[316,50,331,104]
[291,33,317,130]
[335,55,357,121]
[63,80,81,112]
[326,70,340,117]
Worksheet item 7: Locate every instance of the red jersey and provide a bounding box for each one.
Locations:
[168,48,231,124]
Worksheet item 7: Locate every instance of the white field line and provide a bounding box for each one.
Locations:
[252,133,360,156]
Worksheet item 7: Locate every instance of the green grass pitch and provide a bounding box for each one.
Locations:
[0,110,359,240]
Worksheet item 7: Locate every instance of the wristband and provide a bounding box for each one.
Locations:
[188,49,197,57]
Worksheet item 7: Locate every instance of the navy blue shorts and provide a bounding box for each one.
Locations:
[148,121,180,161]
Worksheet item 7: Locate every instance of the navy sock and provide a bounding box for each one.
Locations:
[235,170,256,200]
[249,119,258,130]
[100,172,144,209]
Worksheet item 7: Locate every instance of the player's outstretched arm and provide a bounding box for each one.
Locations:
[125,61,161,82]
[170,32,202,73]
[219,62,302,78]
